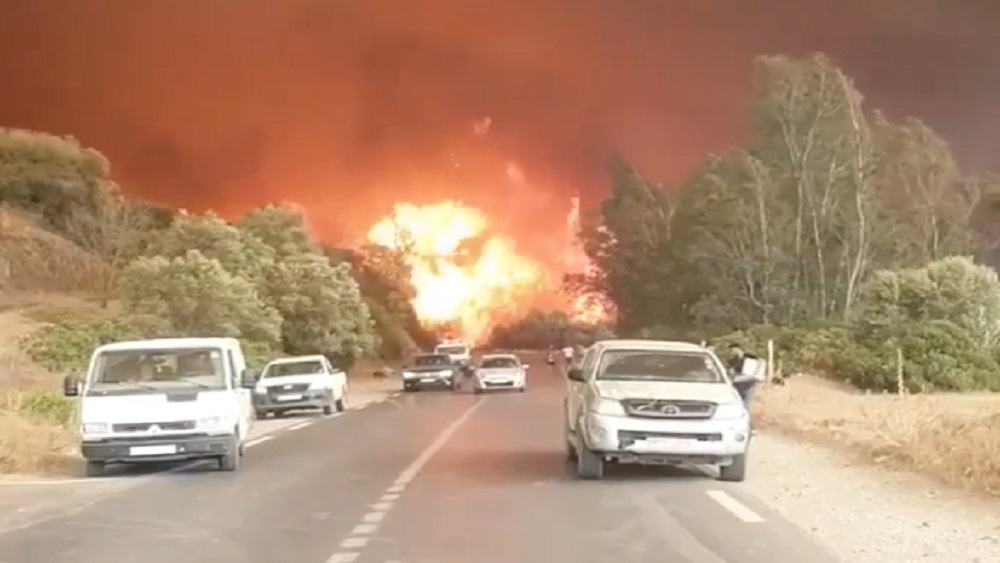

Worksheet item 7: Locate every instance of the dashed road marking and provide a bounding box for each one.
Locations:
[351,523,377,535]
[286,421,312,431]
[340,537,369,548]
[705,490,765,523]
[245,435,273,448]
[325,398,483,562]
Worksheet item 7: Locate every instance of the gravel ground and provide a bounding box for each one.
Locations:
[748,432,1000,563]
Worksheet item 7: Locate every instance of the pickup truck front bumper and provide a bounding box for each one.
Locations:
[254,389,332,412]
[81,433,234,463]
[582,412,750,465]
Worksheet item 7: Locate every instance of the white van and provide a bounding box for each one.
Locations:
[63,337,258,477]
[253,354,348,418]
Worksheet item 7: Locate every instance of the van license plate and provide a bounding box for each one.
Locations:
[129,445,176,456]
[277,393,302,401]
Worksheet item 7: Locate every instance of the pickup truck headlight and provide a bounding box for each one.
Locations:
[81,422,110,434]
[713,402,748,420]
[590,398,625,416]
[308,381,327,390]
[402,371,416,379]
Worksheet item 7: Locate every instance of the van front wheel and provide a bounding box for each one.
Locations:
[84,460,105,478]
[218,438,241,472]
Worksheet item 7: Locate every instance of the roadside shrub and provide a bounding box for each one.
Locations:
[1,390,76,427]
[21,317,135,373]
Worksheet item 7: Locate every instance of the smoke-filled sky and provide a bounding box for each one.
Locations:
[2,0,999,256]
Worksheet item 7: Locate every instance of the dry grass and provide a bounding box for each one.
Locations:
[0,206,108,294]
[757,375,1000,497]
[0,410,76,475]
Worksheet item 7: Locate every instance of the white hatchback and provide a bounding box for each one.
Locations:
[473,353,528,394]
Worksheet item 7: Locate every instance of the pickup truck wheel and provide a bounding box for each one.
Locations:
[254,410,268,419]
[273,410,286,418]
[718,453,747,482]
[322,404,334,415]
[84,460,105,478]
[576,445,604,479]
[335,396,346,412]
[218,438,241,472]
[565,438,577,462]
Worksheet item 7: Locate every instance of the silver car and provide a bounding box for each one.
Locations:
[473,354,528,394]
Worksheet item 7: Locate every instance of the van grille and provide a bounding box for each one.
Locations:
[111,420,197,433]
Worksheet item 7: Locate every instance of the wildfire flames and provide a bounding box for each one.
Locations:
[366,201,548,344]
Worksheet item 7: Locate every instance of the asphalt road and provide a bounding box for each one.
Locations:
[0,355,841,563]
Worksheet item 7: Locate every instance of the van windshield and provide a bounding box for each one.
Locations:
[86,347,227,395]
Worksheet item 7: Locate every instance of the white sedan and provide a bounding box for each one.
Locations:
[473,354,528,394]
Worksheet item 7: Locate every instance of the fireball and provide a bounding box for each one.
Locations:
[366,201,548,344]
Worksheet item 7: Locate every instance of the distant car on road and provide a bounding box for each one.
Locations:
[254,355,348,418]
[401,353,463,392]
[473,353,528,394]
[563,339,751,481]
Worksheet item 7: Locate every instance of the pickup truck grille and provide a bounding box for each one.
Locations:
[267,383,310,395]
[112,420,196,433]
[621,399,716,419]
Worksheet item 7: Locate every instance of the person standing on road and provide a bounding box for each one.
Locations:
[561,345,574,365]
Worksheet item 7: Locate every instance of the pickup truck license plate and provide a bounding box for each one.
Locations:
[129,444,177,456]
[421,377,437,383]
[641,438,688,450]
[277,393,302,401]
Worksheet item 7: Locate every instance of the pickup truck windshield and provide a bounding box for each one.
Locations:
[596,350,724,383]
[436,346,468,356]
[263,361,325,378]
[87,347,227,394]
[480,357,519,369]
[414,355,451,366]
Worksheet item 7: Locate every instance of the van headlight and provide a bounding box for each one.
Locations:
[197,416,232,431]
[590,398,625,416]
[713,402,748,420]
[81,422,110,434]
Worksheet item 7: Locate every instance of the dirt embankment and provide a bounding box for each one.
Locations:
[755,375,1000,496]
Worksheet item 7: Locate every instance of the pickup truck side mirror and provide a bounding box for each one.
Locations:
[566,368,586,382]
[240,368,257,389]
[62,374,82,397]
[522,364,530,370]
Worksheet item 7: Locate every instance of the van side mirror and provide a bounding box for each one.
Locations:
[63,374,82,397]
[566,368,585,382]
[240,368,257,389]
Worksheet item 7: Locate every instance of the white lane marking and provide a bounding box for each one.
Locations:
[286,421,312,431]
[395,399,483,485]
[705,490,765,523]
[340,537,368,548]
[245,436,272,448]
[325,399,483,562]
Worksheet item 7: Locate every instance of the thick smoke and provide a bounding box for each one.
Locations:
[1,0,999,257]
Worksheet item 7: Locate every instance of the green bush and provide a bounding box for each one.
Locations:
[21,318,135,374]
[1,390,76,427]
